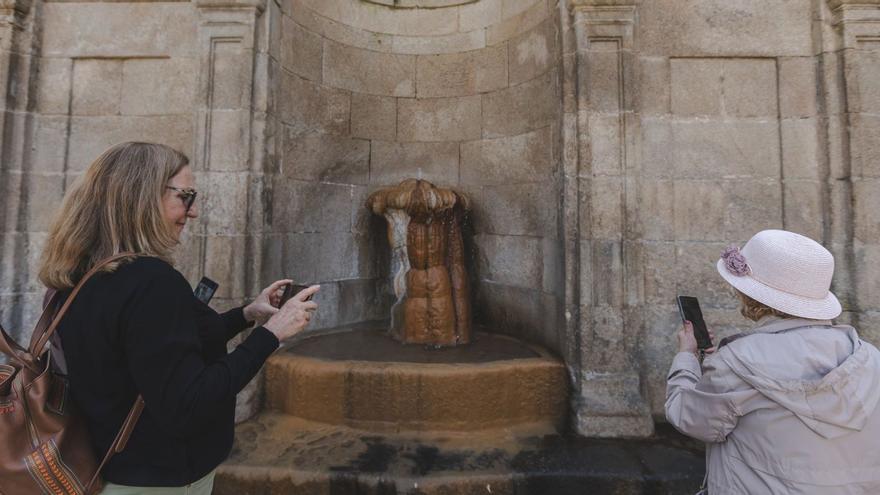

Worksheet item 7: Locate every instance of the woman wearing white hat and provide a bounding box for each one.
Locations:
[666,229,880,494]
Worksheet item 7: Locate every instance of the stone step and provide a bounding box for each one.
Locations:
[264,328,569,432]
[215,414,706,495]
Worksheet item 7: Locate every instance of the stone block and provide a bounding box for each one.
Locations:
[397,95,482,141]
[587,44,623,114]
[281,130,370,184]
[282,232,320,283]
[24,174,64,232]
[0,234,27,293]
[854,243,880,310]
[259,234,284,288]
[317,232,360,281]
[779,57,817,118]
[784,180,824,242]
[369,141,459,186]
[672,121,780,179]
[67,116,194,172]
[337,278,394,324]
[36,57,72,115]
[854,179,880,243]
[392,30,486,55]
[210,40,256,111]
[670,58,721,116]
[474,233,542,287]
[853,114,880,178]
[722,59,778,118]
[415,44,508,98]
[673,180,725,241]
[288,0,395,53]
[542,236,562,294]
[204,235,248,299]
[201,172,250,236]
[351,93,396,141]
[639,0,812,57]
[590,241,624,308]
[323,39,415,97]
[854,49,880,114]
[508,19,555,86]
[299,0,459,36]
[640,118,672,178]
[635,180,675,241]
[781,118,821,180]
[590,177,623,240]
[282,15,323,82]
[41,3,197,58]
[474,181,557,237]
[30,115,69,173]
[674,241,734,308]
[71,59,122,116]
[724,178,783,241]
[588,114,622,176]
[120,58,196,116]
[641,241,677,304]
[482,72,558,138]
[487,0,548,46]
[280,72,350,135]
[459,0,502,31]
[474,282,558,351]
[271,179,353,233]
[639,56,670,116]
[304,281,340,330]
[459,126,554,185]
[207,110,250,172]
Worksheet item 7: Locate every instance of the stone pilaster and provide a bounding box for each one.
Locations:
[824,0,880,338]
[565,0,653,437]
[194,0,272,421]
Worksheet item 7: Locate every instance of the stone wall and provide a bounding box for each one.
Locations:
[1,0,878,437]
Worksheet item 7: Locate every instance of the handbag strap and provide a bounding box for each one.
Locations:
[30,253,135,357]
[85,395,145,493]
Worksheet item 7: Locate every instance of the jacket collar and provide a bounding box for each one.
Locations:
[748,316,833,335]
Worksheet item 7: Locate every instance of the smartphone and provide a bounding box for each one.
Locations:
[280,283,313,306]
[676,295,713,350]
[194,277,219,305]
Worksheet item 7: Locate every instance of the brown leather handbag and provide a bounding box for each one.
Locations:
[0,254,144,495]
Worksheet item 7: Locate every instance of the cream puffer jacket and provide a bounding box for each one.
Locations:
[666,317,880,494]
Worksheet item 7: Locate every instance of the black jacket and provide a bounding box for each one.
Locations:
[57,257,278,486]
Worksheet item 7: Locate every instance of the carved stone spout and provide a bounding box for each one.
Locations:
[367,179,471,346]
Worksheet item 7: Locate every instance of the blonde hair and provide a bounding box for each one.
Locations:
[39,142,189,289]
[736,290,794,321]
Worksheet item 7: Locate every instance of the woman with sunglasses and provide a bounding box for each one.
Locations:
[38,142,318,494]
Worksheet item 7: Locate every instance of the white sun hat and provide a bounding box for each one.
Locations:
[716,229,842,320]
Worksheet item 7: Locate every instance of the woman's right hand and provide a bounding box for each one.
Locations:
[263,285,320,342]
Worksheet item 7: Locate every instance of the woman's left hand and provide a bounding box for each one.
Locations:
[243,279,292,326]
[677,321,716,356]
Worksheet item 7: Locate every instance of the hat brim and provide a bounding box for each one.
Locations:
[716,259,842,320]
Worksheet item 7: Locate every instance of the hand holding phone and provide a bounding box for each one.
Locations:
[676,295,713,350]
[194,277,219,304]
[280,283,314,306]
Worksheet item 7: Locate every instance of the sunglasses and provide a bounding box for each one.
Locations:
[165,186,198,212]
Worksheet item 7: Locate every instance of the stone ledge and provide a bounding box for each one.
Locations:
[363,0,478,7]
[828,0,880,10]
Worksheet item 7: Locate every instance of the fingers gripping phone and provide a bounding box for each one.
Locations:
[194,277,218,304]
[676,295,713,350]
[279,283,313,306]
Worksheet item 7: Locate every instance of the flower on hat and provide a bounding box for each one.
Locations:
[721,245,750,276]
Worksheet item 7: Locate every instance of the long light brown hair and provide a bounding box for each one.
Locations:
[39,142,189,290]
[736,290,794,321]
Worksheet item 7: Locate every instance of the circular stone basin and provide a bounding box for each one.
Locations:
[264,327,568,432]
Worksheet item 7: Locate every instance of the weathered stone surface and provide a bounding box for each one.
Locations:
[415,44,508,98]
[487,0,549,46]
[853,114,880,178]
[460,126,554,185]
[208,41,254,111]
[508,19,555,85]
[784,180,824,242]
[781,118,821,180]
[281,15,323,82]
[298,0,458,36]
[672,121,781,179]
[397,95,482,141]
[201,171,250,235]
[29,115,68,172]
[640,118,673,178]
[370,141,460,185]
[779,56,818,118]
[722,58,777,118]
[853,49,880,114]
[475,282,559,351]
[280,72,350,134]
[590,176,623,240]
[35,57,71,115]
[673,180,725,241]
[482,72,558,137]
[459,0,502,31]
[639,0,813,57]
[271,179,353,233]
[392,30,486,55]
[323,39,415,97]
[121,58,196,116]
[670,58,721,116]
[204,235,248,299]
[473,181,557,237]
[724,179,783,241]
[41,3,197,58]
[475,234,543,288]
[588,114,623,176]
[24,175,64,232]
[674,241,735,307]
[282,130,370,184]
[854,243,880,310]
[71,59,122,116]
[67,115,194,171]
[639,56,670,115]
[854,179,880,243]
[287,0,394,53]
[351,93,396,141]
[634,180,675,241]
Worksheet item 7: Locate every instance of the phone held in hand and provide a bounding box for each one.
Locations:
[676,295,713,350]
[280,283,313,306]
[194,277,219,305]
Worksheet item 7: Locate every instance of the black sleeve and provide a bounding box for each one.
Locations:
[121,262,278,438]
[219,307,253,341]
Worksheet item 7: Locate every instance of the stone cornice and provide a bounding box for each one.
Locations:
[568,0,640,8]
[362,0,477,7]
[195,0,265,13]
[828,0,880,10]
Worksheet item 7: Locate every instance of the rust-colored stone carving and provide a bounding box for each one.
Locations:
[367,179,471,346]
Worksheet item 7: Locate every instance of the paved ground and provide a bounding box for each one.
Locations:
[216,414,705,495]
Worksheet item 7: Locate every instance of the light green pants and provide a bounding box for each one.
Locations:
[98,470,215,495]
